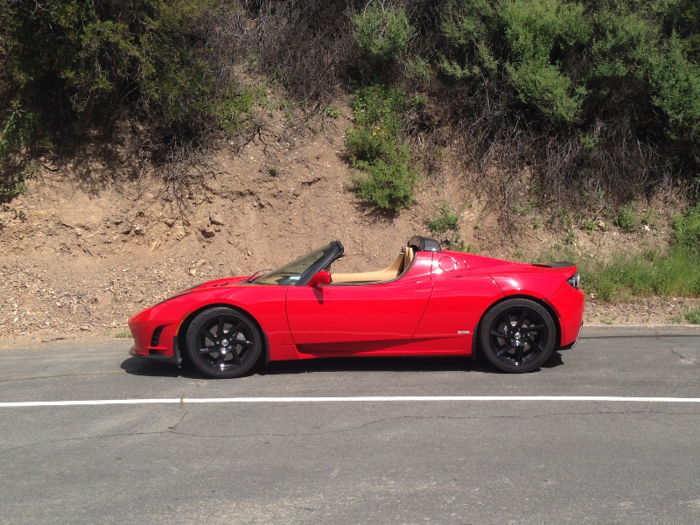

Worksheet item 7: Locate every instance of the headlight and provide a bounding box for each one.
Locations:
[567,273,581,290]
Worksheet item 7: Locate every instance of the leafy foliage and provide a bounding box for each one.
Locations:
[686,306,700,324]
[0,101,38,198]
[614,204,638,232]
[673,204,700,255]
[3,0,700,214]
[353,3,411,62]
[428,201,465,250]
[347,85,417,211]
[0,0,248,177]
[429,201,460,235]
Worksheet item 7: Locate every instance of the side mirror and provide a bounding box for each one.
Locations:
[308,270,331,287]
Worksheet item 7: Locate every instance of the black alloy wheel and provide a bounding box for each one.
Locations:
[479,298,556,373]
[185,307,262,378]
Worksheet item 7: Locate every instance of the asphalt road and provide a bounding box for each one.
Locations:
[1,326,700,525]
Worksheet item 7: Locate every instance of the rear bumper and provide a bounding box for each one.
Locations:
[547,284,585,348]
[560,322,583,350]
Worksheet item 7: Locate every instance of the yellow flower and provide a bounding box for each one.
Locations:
[372,132,377,136]
[376,126,381,130]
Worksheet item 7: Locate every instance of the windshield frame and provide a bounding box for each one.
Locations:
[252,241,343,286]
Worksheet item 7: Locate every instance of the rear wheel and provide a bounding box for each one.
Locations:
[185,307,262,379]
[479,298,556,373]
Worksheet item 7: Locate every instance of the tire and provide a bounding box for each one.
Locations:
[479,298,556,373]
[185,307,262,379]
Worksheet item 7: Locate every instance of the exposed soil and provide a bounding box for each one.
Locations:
[1,102,697,347]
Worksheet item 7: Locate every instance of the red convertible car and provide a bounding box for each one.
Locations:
[128,236,584,378]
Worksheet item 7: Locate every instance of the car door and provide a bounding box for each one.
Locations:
[285,255,434,354]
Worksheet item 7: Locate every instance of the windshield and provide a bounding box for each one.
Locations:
[253,242,338,285]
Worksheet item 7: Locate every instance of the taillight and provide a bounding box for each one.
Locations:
[567,273,581,290]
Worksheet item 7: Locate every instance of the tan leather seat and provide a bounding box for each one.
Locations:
[403,246,414,270]
[331,247,414,284]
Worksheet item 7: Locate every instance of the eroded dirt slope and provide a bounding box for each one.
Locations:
[0,113,695,345]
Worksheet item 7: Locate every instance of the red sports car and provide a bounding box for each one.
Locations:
[128,236,584,377]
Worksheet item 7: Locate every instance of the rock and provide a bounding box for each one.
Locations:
[189,268,197,276]
[200,226,215,239]
[596,220,606,231]
[209,211,225,226]
[164,218,175,227]
[118,220,132,235]
[196,259,207,267]
[134,225,144,235]
[174,226,187,241]
[80,325,91,331]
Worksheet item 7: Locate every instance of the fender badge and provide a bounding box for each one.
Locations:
[457,331,470,335]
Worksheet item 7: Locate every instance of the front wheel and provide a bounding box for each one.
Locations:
[479,298,556,373]
[185,307,262,379]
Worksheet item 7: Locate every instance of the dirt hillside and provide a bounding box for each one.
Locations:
[0,106,695,346]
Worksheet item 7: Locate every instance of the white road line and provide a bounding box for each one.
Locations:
[2,396,700,408]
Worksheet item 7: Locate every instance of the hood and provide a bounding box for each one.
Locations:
[193,275,251,289]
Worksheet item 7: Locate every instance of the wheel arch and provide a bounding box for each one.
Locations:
[176,303,270,365]
[476,294,562,349]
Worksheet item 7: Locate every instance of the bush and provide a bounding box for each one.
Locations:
[347,85,416,211]
[0,0,246,170]
[614,205,638,232]
[673,204,700,254]
[686,306,700,324]
[353,3,411,62]
[429,201,459,235]
[0,101,39,198]
[352,146,416,212]
[428,201,465,250]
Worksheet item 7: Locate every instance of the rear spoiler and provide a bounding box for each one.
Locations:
[532,261,576,268]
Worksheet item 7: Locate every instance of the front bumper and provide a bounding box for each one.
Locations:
[129,337,181,365]
[128,302,185,365]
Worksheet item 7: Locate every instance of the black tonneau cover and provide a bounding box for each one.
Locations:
[533,261,575,268]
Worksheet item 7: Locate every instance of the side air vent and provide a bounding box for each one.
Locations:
[150,325,165,347]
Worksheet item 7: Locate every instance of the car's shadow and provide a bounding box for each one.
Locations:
[121,351,564,379]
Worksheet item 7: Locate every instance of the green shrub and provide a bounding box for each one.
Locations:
[353,4,411,62]
[325,106,341,118]
[501,0,591,122]
[346,85,416,211]
[214,86,265,136]
[349,85,405,134]
[0,101,39,198]
[673,204,700,254]
[0,0,245,170]
[428,201,465,250]
[351,145,416,211]
[345,126,396,165]
[614,205,638,232]
[686,306,700,324]
[429,201,460,235]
